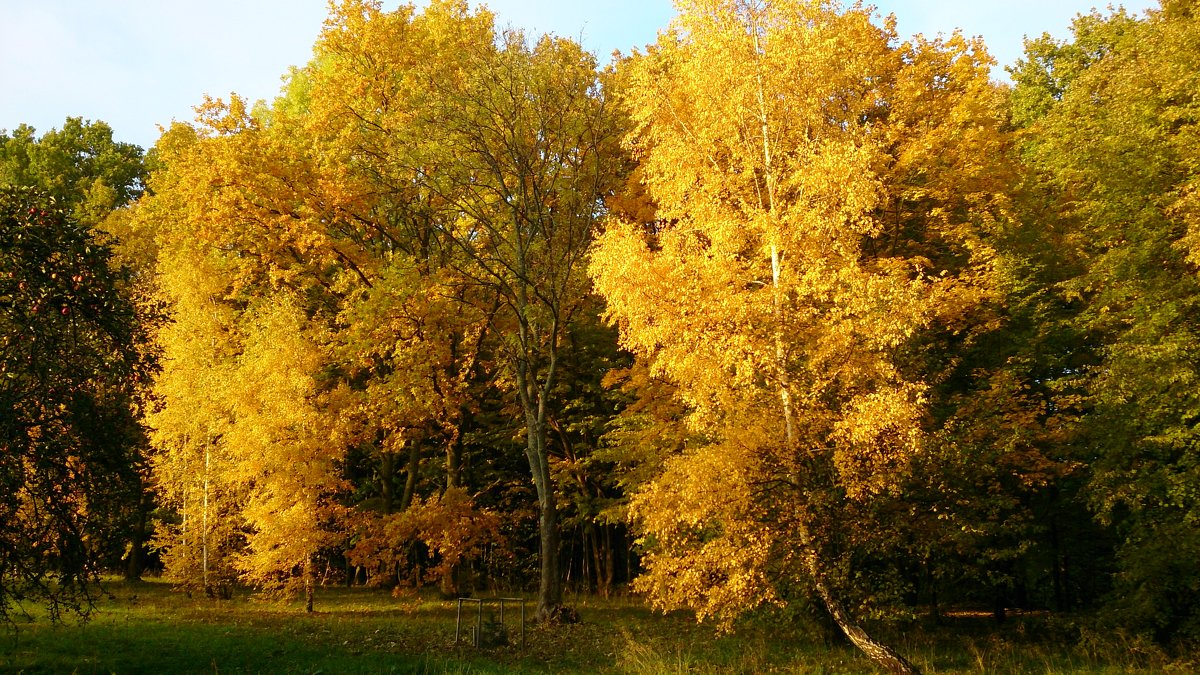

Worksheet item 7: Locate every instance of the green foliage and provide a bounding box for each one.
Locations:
[0,186,148,624]
[1010,0,1200,641]
[0,118,145,227]
[1006,10,1141,129]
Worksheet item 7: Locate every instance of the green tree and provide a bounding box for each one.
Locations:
[1011,0,1200,641]
[0,186,148,623]
[0,118,145,227]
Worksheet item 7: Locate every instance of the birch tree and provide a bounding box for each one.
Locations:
[592,1,1008,671]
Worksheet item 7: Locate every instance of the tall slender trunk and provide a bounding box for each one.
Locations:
[602,525,616,599]
[524,408,562,619]
[512,266,563,620]
[538,495,562,613]
[304,554,315,613]
[749,14,917,673]
[202,437,211,593]
[586,523,600,595]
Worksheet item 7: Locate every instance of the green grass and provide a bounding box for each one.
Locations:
[1,580,1195,673]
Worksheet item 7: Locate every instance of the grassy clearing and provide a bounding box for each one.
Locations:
[1,579,1195,674]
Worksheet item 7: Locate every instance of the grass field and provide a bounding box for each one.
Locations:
[1,579,1194,674]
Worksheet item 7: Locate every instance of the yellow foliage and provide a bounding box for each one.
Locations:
[592,0,1009,624]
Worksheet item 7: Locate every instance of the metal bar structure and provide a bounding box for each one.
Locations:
[453,597,526,649]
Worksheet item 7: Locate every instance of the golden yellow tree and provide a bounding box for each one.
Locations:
[141,124,246,596]
[225,297,345,612]
[592,1,1008,671]
[139,1,615,615]
[139,119,349,609]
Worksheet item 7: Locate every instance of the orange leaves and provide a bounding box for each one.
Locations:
[346,487,503,589]
[629,437,781,628]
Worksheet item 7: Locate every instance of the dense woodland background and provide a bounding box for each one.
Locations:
[3,0,1200,671]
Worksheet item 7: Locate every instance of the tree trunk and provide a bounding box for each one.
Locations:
[588,523,602,595]
[798,523,920,675]
[812,578,920,675]
[524,404,563,619]
[304,555,315,613]
[446,416,465,490]
[591,523,614,599]
[514,317,564,620]
[380,451,396,513]
[124,490,150,581]
[926,562,940,624]
[604,526,616,598]
[399,442,420,512]
[581,524,592,593]
[534,474,562,619]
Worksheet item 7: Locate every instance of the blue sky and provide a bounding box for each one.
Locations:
[0,1,1160,150]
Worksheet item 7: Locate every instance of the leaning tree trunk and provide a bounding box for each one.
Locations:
[798,523,920,675]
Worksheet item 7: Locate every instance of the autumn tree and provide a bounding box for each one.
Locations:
[139,120,348,608]
[254,0,500,516]
[0,118,153,595]
[137,2,516,604]
[225,297,346,611]
[284,0,625,616]
[593,1,1010,670]
[407,28,623,620]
